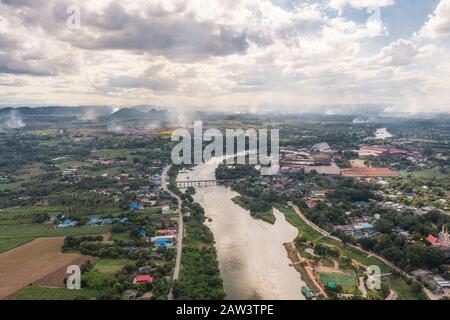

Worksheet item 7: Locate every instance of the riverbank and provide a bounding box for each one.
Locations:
[169,165,225,300]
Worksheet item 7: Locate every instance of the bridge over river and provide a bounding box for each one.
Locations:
[176,178,248,188]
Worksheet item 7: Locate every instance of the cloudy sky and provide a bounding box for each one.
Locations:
[0,0,449,113]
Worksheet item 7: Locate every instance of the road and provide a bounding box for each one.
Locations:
[292,205,412,280]
[162,165,183,300]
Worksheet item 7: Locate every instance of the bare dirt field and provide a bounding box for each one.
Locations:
[0,237,84,299]
[34,256,96,288]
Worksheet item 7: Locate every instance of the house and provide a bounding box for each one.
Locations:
[156,228,177,236]
[130,203,141,210]
[151,237,175,248]
[354,223,374,231]
[162,206,177,214]
[426,234,439,246]
[133,275,154,284]
[311,142,331,153]
[411,269,433,278]
[123,290,139,300]
[311,190,328,198]
[58,219,78,228]
[353,201,366,208]
[138,266,156,274]
[139,227,148,238]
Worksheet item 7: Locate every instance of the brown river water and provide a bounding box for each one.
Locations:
[177,159,305,300]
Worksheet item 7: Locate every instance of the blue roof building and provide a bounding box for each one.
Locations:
[139,227,148,238]
[130,203,141,210]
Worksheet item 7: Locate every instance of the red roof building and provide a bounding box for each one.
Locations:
[426,234,439,246]
[341,168,399,177]
[134,275,154,284]
[157,228,177,235]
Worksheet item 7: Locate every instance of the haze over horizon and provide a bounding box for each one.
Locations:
[1,0,450,114]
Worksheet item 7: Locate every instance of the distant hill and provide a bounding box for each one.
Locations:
[0,106,113,117]
[111,108,146,118]
[110,107,167,120]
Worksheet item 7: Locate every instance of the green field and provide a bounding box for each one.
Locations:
[86,167,122,177]
[387,276,423,300]
[16,285,98,300]
[318,272,357,286]
[56,160,88,170]
[91,148,146,159]
[0,224,109,253]
[412,167,449,178]
[0,180,25,191]
[94,259,128,273]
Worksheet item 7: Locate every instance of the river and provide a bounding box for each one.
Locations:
[177,159,305,300]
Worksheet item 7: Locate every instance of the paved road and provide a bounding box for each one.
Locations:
[162,165,183,300]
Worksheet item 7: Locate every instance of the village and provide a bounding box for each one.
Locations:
[0,113,449,301]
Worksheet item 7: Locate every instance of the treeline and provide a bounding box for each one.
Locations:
[215,164,259,180]
[232,196,275,224]
[173,223,225,300]
[174,194,225,300]
[51,192,117,216]
[360,234,447,274]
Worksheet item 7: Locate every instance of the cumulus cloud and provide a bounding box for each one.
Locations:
[329,0,394,13]
[420,0,450,39]
[0,0,448,113]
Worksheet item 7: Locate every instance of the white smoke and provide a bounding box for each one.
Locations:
[107,123,124,134]
[80,108,99,121]
[111,106,121,114]
[145,120,162,130]
[167,106,196,128]
[0,110,26,132]
[352,117,370,124]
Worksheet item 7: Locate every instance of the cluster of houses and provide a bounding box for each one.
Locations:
[412,269,450,295]
[87,217,128,226]
[335,221,379,240]
[57,216,129,228]
[280,142,404,177]
[150,227,177,247]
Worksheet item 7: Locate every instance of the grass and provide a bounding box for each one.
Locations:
[318,272,357,286]
[91,148,146,159]
[0,224,109,253]
[278,206,323,240]
[387,276,421,300]
[94,258,128,273]
[412,167,449,178]
[56,160,87,170]
[16,285,98,300]
[322,258,334,268]
[0,180,25,191]
[86,167,121,177]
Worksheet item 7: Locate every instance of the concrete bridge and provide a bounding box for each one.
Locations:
[176,179,248,188]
